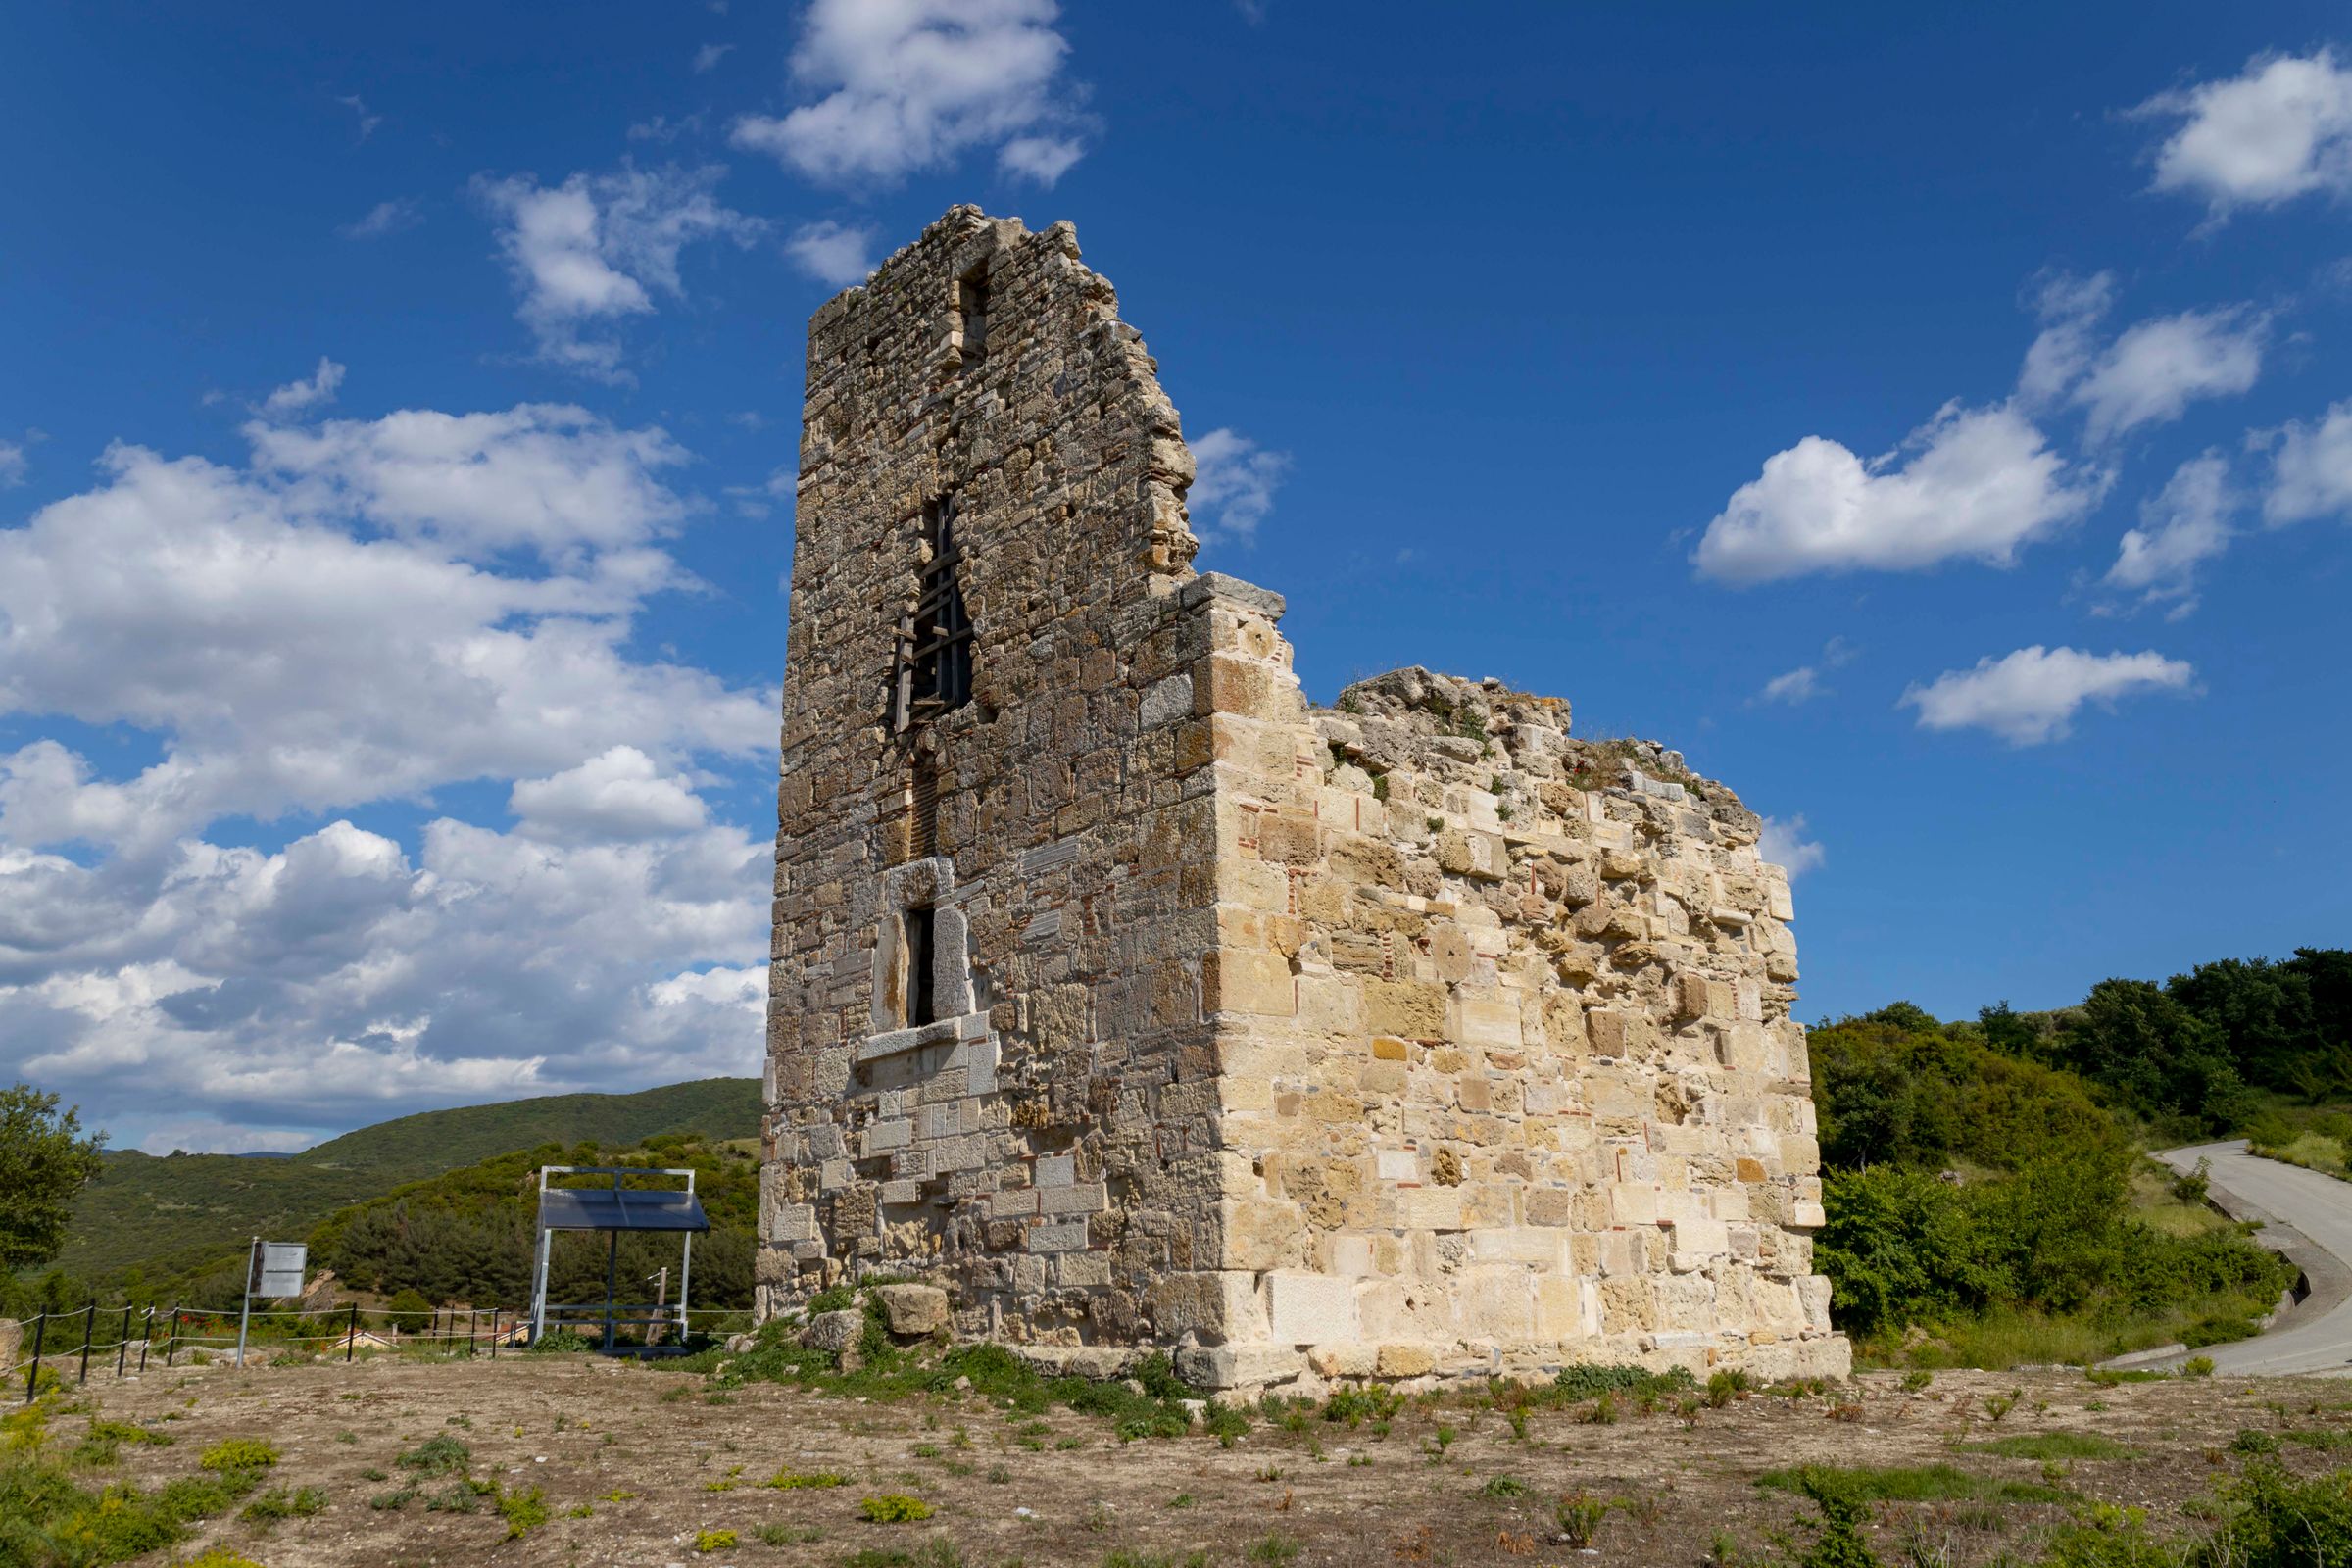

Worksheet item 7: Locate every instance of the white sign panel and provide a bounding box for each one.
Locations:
[253,1242,308,1299]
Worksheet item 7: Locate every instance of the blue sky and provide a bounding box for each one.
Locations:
[3,2,2349,1151]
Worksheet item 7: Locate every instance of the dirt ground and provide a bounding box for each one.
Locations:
[38,1354,2352,1568]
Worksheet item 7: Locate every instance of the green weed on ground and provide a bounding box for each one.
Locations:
[693,1317,1204,1441]
[1758,1462,2071,1506]
[1958,1433,2137,1462]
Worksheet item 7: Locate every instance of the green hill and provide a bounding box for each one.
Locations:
[308,1131,760,1315]
[54,1078,760,1284]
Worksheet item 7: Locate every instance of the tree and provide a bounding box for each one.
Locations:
[0,1083,108,1271]
[2053,979,2253,1132]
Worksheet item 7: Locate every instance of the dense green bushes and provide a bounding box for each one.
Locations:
[1809,1002,2295,1357]
[1817,1160,2290,1342]
[1975,949,2352,1135]
[1811,1007,2123,1173]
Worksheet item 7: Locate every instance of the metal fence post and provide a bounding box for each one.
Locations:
[345,1303,358,1363]
[467,1309,477,1358]
[490,1308,499,1360]
[77,1300,95,1385]
[138,1307,154,1372]
[23,1312,45,1402]
[115,1304,132,1378]
[166,1306,180,1368]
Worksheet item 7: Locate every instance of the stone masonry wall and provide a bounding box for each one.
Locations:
[1187,644,1847,1387]
[760,206,1847,1389]
[761,208,1243,1349]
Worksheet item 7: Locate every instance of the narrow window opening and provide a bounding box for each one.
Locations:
[957,268,989,364]
[911,757,941,859]
[900,493,972,726]
[904,905,937,1027]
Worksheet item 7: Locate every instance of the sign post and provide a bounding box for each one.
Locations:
[234,1240,308,1367]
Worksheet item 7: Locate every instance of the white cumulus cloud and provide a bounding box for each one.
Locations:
[261,357,346,416]
[2264,398,2352,525]
[0,441,24,487]
[1758,814,1825,878]
[2019,274,2265,442]
[785,220,878,287]
[2137,49,2352,218]
[1188,427,1290,546]
[340,198,422,240]
[0,392,776,1151]
[2104,452,2236,614]
[731,0,1088,186]
[0,405,767,849]
[2071,309,2265,442]
[1756,637,1855,706]
[474,164,763,378]
[1900,646,2195,745]
[1694,403,2103,583]
[510,746,710,843]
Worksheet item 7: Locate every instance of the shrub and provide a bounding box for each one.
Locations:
[1790,1468,1886,1568]
[1324,1386,1405,1426]
[199,1438,280,1471]
[382,1287,434,1333]
[695,1527,740,1552]
[240,1485,327,1523]
[765,1468,848,1489]
[1555,1494,1610,1548]
[394,1434,471,1477]
[860,1494,934,1523]
[500,1483,550,1538]
[2172,1159,2212,1205]
[2194,1464,2352,1568]
[1553,1363,1694,1401]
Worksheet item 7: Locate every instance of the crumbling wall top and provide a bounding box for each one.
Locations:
[1321,666,1761,839]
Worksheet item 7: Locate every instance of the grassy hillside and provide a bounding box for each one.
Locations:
[53,1078,759,1283]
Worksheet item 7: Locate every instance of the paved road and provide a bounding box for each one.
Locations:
[2158,1140,2352,1377]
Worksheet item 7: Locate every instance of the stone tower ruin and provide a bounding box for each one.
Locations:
[759,206,1846,1389]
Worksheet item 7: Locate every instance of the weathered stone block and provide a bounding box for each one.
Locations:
[1265,1272,1357,1346]
[1365,978,1447,1038]
[800,1309,863,1352]
[873,1284,951,1337]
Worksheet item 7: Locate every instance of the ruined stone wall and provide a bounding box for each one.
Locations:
[1190,648,1845,1386]
[760,208,1243,1348]
[761,207,1845,1388]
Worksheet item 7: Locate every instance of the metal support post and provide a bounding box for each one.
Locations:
[602,1229,620,1352]
[235,1237,258,1368]
[23,1313,45,1402]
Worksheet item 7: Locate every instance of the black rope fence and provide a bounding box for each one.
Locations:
[8,1300,758,1401]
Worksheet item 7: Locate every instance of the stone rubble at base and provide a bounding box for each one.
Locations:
[758,206,1848,1398]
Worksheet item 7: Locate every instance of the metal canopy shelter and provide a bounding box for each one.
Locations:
[527,1166,709,1353]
